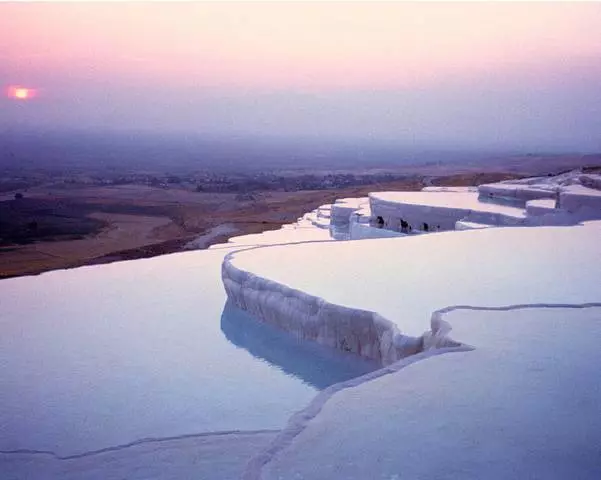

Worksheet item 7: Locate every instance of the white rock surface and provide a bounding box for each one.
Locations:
[454,220,493,230]
[479,171,601,215]
[478,182,556,201]
[560,184,601,212]
[304,208,332,229]
[223,222,601,365]
[330,197,369,228]
[525,198,557,216]
[349,222,406,240]
[369,191,528,231]
[3,430,277,480]
[257,306,601,480]
[355,171,601,235]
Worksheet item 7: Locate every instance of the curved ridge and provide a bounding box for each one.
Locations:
[242,302,601,480]
[222,241,435,366]
[0,429,280,461]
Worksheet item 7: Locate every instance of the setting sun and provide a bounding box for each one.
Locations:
[7,85,36,100]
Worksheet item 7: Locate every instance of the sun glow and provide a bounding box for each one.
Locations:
[7,85,36,100]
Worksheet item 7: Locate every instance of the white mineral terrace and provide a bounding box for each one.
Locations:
[330,197,369,228]
[255,305,601,480]
[371,190,526,214]
[370,190,528,229]
[219,180,601,479]
[223,222,601,365]
[367,170,601,232]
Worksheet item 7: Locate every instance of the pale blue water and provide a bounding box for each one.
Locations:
[0,248,376,456]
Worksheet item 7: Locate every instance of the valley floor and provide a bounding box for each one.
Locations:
[0,175,454,278]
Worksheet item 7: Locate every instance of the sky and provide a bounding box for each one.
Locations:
[1,1,600,151]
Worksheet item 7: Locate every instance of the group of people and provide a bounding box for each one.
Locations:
[373,215,439,234]
[400,219,412,233]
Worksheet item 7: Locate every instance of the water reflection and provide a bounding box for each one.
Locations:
[220,302,379,390]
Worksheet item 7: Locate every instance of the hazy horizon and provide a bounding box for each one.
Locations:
[2,2,601,152]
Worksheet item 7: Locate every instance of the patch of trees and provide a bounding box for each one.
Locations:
[0,198,106,245]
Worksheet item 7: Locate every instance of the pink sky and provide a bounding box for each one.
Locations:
[1,2,600,149]
[3,2,601,89]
